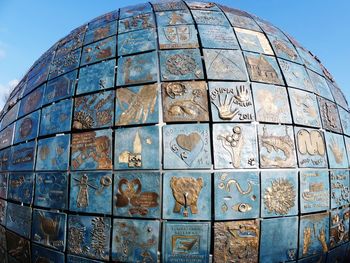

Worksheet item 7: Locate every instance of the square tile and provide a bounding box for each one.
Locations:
[32,244,65,263]
[203,49,247,80]
[324,132,348,168]
[84,21,117,45]
[155,10,193,26]
[198,25,239,49]
[258,124,297,168]
[307,69,333,101]
[163,172,211,220]
[32,209,67,251]
[9,140,36,171]
[77,59,115,94]
[70,172,112,215]
[112,219,159,262]
[300,170,330,213]
[162,81,209,122]
[8,172,34,204]
[119,13,155,33]
[114,126,159,170]
[318,98,342,133]
[49,49,81,79]
[330,83,348,110]
[269,36,302,63]
[192,10,230,26]
[235,27,273,55]
[0,148,11,172]
[209,82,254,122]
[115,84,159,126]
[345,136,350,167]
[81,36,116,66]
[0,124,14,149]
[213,123,258,169]
[14,110,40,143]
[6,202,32,238]
[260,217,298,262]
[252,83,292,124]
[160,49,204,81]
[120,3,152,19]
[186,1,220,11]
[330,170,350,209]
[18,86,44,118]
[214,172,259,219]
[34,172,68,210]
[224,11,261,31]
[36,135,70,171]
[1,103,19,129]
[73,90,114,129]
[117,52,158,85]
[6,230,31,263]
[118,28,156,56]
[163,124,212,169]
[326,242,348,263]
[88,10,118,30]
[289,88,321,128]
[40,99,73,136]
[114,172,161,218]
[71,129,113,170]
[244,52,284,85]
[261,171,298,217]
[295,127,327,168]
[330,208,349,248]
[0,200,5,226]
[0,173,8,199]
[296,47,323,75]
[67,215,111,260]
[162,221,211,263]
[158,25,199,49]
[339,107,350,136]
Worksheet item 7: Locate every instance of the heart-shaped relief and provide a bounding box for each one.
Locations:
[171,132,204,166]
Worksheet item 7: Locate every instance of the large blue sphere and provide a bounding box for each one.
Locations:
[0,1,349,262]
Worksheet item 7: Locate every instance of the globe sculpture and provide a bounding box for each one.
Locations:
[0,1,349,262]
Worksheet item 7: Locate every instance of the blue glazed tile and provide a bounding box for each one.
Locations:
[160,49,204,81]
[43,70,77,105]
[295,127,327,168]
[279,60,314,92]
[270,36,302,63]
[345,136,350,167]
[36,135,70,171]
[235,27,274,55]
[163,124,212,169]
[0,148,11,172]
[114,172,160,218]
[49,49,81,79]
[330,82,348,110]
[299,213,329,259]
[120,3,152,19]
[115,126,159,170]
[0,200,6,226]
[208,82,254,122]
[115,84,159,125]
[330,170,350,209]
[256,19,290,43]
[244,52,284,85]
[112,219,159,262]
[296,47,323,75]
[339,107,350,136]
[6,202,32,238]
[0,173,8,199]
[307,69,333,101]
[81,37,116,66]
[224,10,262,31]
[117,51,158,86]
[32,244,65,263]
[18,85,44,118]
[32,209,67,251]
[118,28,156,56]
[214,172,259,220]
[0,103,19,130]
[162,81,209,122]
[158,25,199,49]
[155,10,193,26]
[73,90,114,129]
[289,88,321,128]
[70,172,112,215]
[34,172,68,210]
[325,132,348,168]
[203,49,247,80]
[119,13,155,34]
[258,124,297,168]
[300,170,330,213]
[77,59,115,94]
[213,123,258,169]
[67,215,111,260]
[198,25,239,49]
[318,98,342,133]
[67,254,103,263]
[192,10,229,26]
[0,124,14,149]
[260,217,298,262]
[261,171,298,217]
[163,221,211,263]
[330,208,349,249]
[327,242,348,263]
[9,140,36,171]
[6,230,31,263]
[298,254,327,263]
[186,0,220,11]
[84,21,117,45]
[8,172,34,204]
[88,10,119,30]
[71,129,113,170]
[153,1,188,11]
[40,99,73,136]
[55,25,86,56]
[14,110,40,143]
[252,83,292,124]
[163,172,211,220]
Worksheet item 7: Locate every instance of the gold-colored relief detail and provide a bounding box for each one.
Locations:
[302,227,312,256]
[119,130,146,168]
[170,177,203,217]
[263,178,296,215]
[329,137,344,164]
[217,126,243,168]
[297,129,325,156]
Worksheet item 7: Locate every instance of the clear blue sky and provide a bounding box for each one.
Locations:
[0,0,349,108]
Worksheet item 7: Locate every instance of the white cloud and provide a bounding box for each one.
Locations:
[0,79,19,111]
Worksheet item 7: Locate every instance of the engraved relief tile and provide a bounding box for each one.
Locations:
[235,27,273,55]
[325,132,348,168]
[318,97,342,133]
[198,25,239,49]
